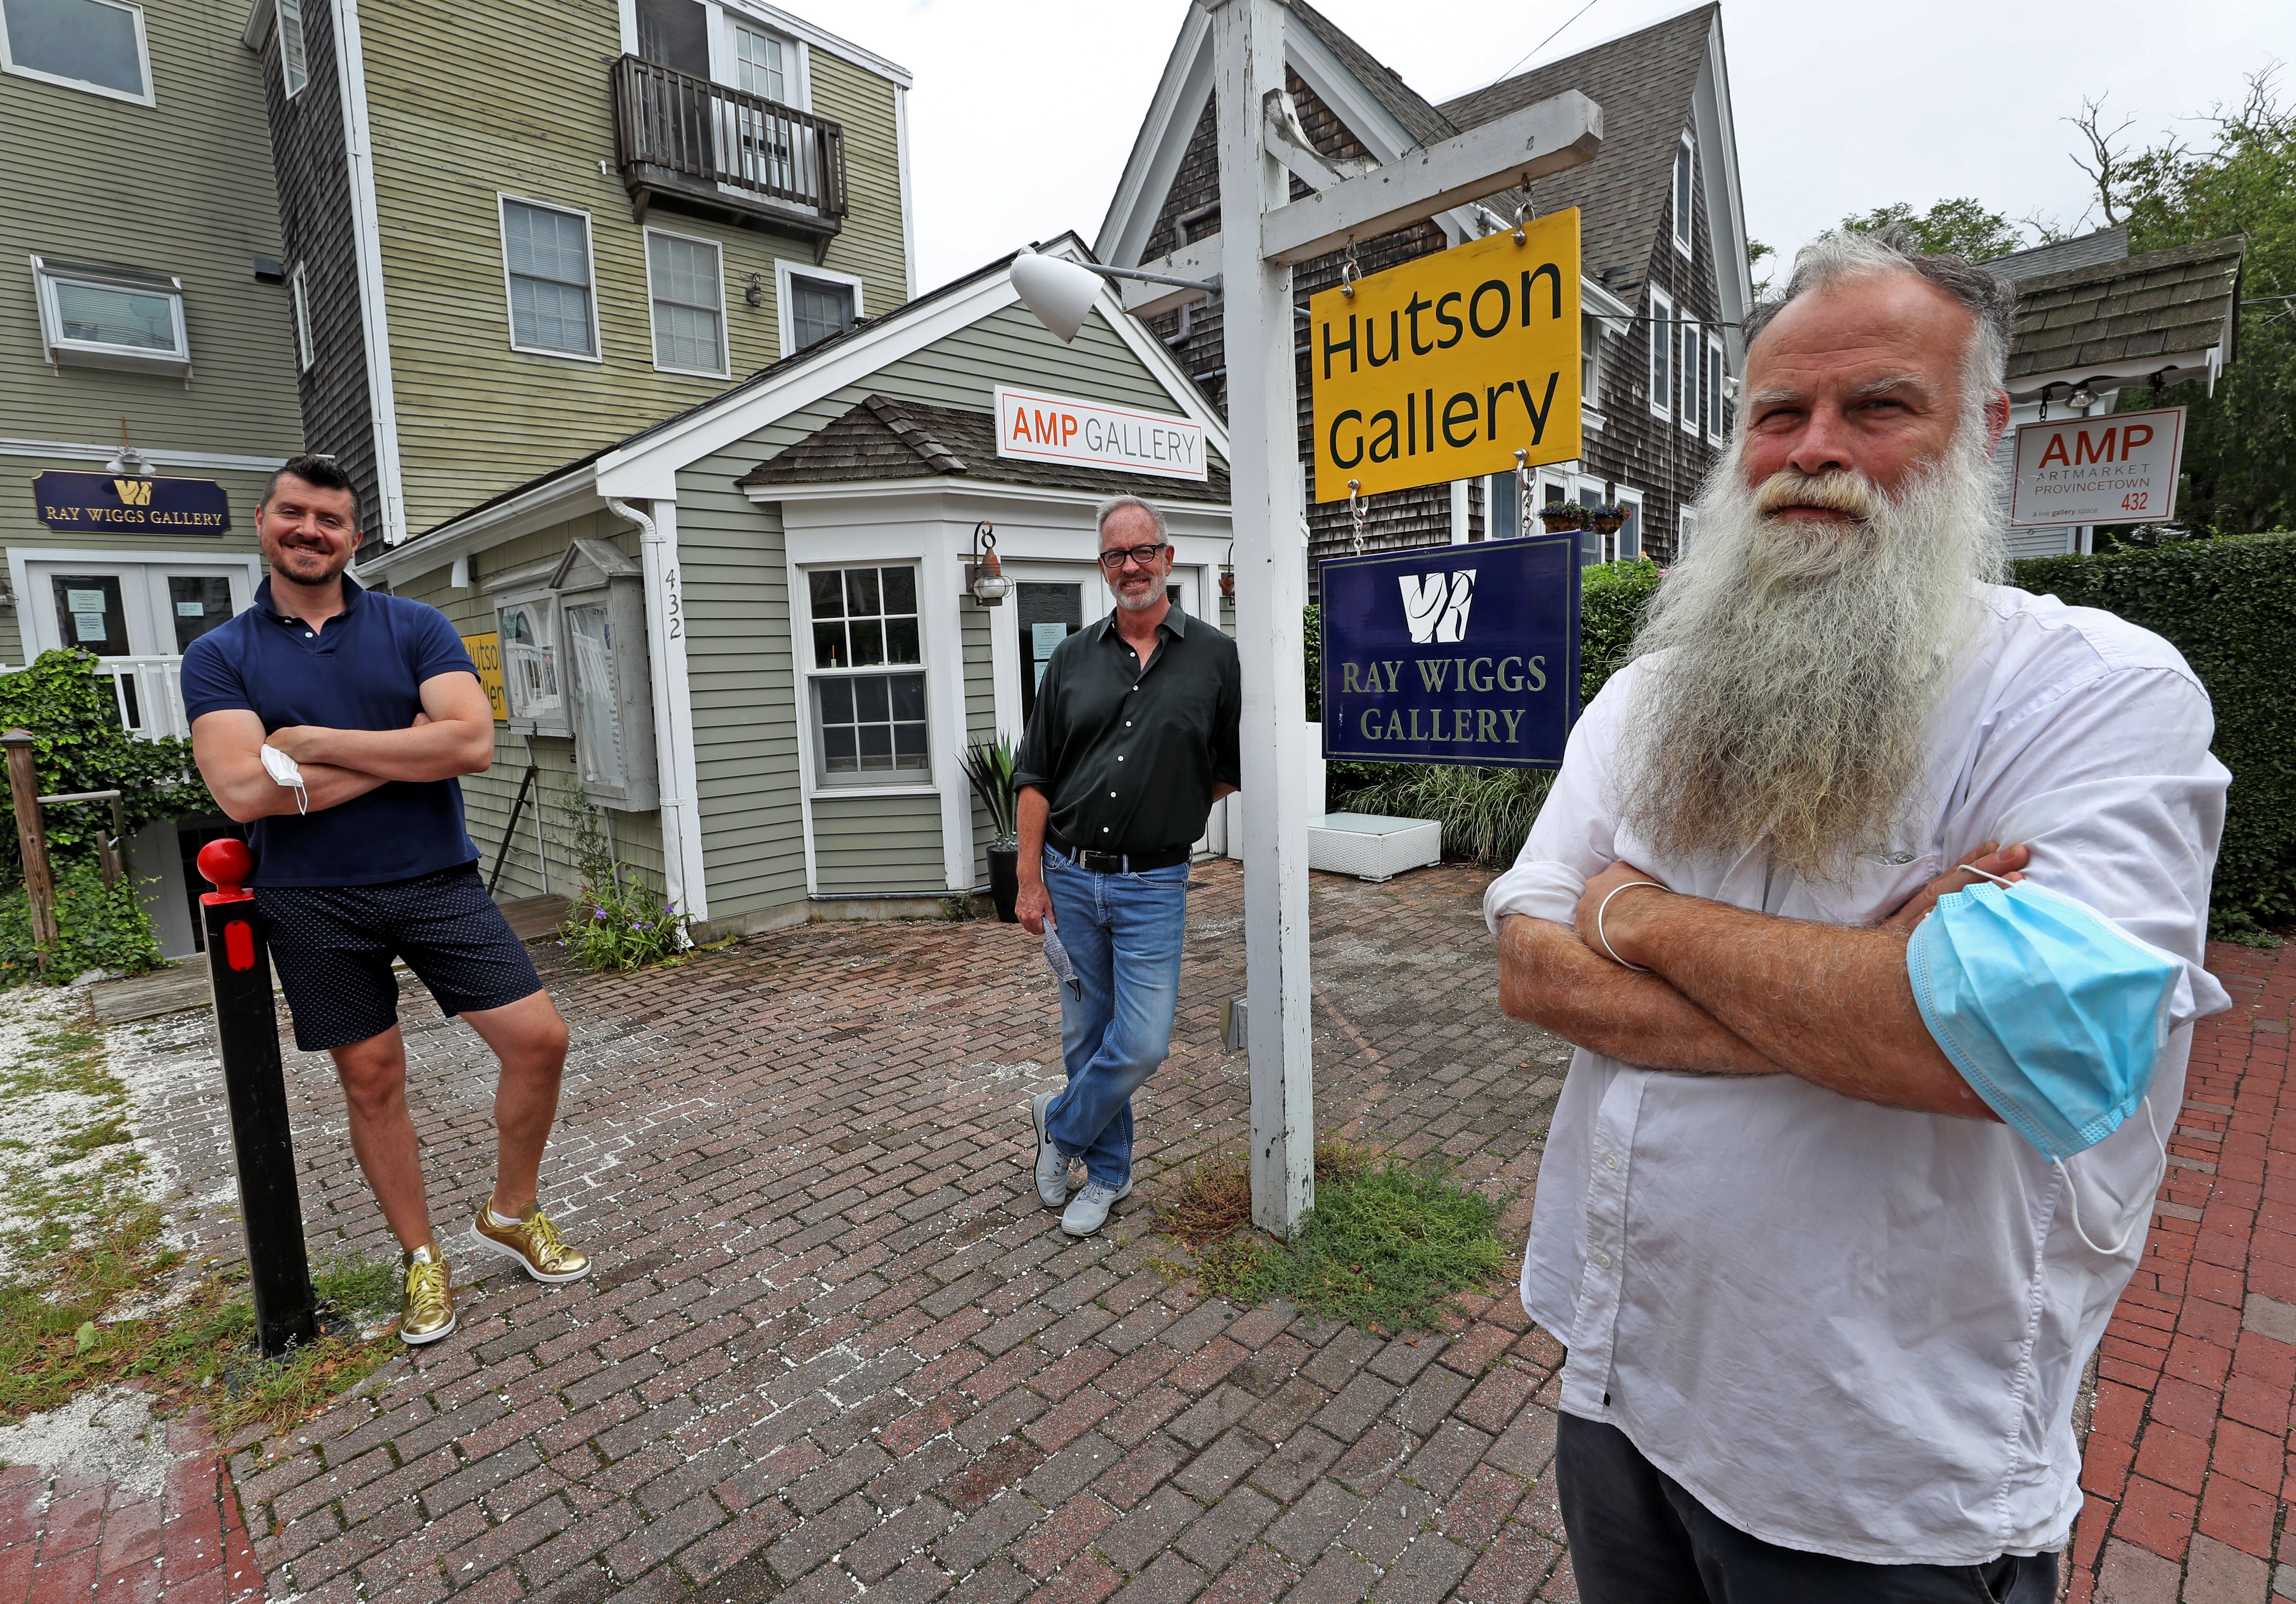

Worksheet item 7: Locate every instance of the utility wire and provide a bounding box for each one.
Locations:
[1479,0,1606,96]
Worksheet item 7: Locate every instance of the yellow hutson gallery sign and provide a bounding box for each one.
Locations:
[1310,210,1581,501]
[463,631,508,722]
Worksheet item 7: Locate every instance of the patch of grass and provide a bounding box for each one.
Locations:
[1162,1143,1509,1332]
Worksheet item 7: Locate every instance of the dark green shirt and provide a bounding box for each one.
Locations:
[1014,605,1242,856]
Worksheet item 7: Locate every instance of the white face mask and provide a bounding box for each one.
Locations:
[262,743,310,814]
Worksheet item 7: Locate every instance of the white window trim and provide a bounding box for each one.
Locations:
[774,258,864,359]
[1677,507,1698,554]
[0,0,153,105]
[1646,287,1673,422]
[29,255,189,373]
[275,0,307,95]
[288,262,314,372]
[1680,320,1702,437]
[496,194,604,364]
[793,558,934,792]
[1581,313,1602,410]
[1672,133,1695,258]
[641,227,730,378]
[1707,333,1727,444]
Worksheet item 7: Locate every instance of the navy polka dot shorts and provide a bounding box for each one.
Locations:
[255,864,544,1052]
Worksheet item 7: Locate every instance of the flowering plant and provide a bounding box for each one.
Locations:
[557,872,691,972]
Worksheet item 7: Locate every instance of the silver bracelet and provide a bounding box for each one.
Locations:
[1594,881,1666,972]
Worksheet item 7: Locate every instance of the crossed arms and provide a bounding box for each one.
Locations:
[190,671,496,823]
[1495,844,2025,1119]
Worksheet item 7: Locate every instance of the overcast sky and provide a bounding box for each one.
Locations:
[810,0,2292,294]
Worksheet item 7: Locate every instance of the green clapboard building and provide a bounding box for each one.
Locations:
[0,0,305,952]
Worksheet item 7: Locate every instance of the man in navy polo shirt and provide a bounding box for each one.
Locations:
[184,455,591,1347]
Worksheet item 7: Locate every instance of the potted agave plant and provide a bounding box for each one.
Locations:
[960,736,1023,922]
[1537,501,1587,533]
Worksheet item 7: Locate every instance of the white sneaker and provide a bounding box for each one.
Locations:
[1032,1091,1073,1209]
[1060,1177,1133,1237]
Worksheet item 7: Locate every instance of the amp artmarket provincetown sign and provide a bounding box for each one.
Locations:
[2007,405,2186,528]
[994,385,1209,481]
[1310,209,1583,501]
[33,471,232,533]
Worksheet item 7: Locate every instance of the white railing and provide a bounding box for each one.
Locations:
[96,656,190,741]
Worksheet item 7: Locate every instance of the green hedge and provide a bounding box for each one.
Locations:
[2013,532,2296,941]
[1318,543,2296,932]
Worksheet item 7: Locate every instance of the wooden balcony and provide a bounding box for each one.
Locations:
[611,55,848,245]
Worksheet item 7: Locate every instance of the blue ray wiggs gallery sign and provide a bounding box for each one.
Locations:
[33,471,232,532]
[1319,536,1580,769]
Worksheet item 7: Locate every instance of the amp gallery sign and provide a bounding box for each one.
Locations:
[1319,536,1580,769]
[994,386,1208,481]
[2008,405,2185,528]
[33,471,231,532]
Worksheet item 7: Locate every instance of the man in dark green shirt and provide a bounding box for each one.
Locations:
[1014,496,1241,1236]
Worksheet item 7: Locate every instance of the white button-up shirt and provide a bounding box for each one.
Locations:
[1483,583,2231,1564]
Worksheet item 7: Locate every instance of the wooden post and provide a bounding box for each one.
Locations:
[1,732,55,962]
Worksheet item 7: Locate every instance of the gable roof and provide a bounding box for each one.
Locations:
[1987,226,2129,284]
[735,396,1231,502]
[2005,235,2246,399]
[1285,0,1455,152]
[1439,5,1718,292]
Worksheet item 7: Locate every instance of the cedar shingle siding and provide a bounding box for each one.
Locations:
[258,0,381,540]
[1123,1,1736,583]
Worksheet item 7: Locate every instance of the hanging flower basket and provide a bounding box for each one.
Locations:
[1537,504,1587,532]
[1587,505,1626,537]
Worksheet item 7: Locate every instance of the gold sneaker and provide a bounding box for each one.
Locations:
[472,1200,592,1284]
[399,1244,456,1345]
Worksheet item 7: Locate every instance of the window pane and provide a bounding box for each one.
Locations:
[879,566,916,614]
[857,725,892,765]
[882,617,919,664]
[848,618,883,667]
[4,0,145,95]
[504,204,589,284]
[791,276,854,353]
[817,676,853,722]
[564,602,625,788]
[889,673,924,720]
[734,22,783,100]
[277,0,305,92]
[809,570,844,618]
[653,300,720,371]
[646,233,715,306]
[821,725,857,770]
[852,676,890,722]
[844,567,880,617]
[811,619,847,668]
[167,575,233,652]
[53,280,173,350]
[892,720,926,759]
[509,273,592,355]
[50,573,126,652]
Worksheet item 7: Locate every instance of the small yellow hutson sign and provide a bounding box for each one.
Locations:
[463,631,507,722]
[1310,210,1582,501]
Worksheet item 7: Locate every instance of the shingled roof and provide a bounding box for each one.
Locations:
[737,397,1231,503]
[1438,4,1717,289]
[1286,0,1456,152]
[2005,235,2245,399]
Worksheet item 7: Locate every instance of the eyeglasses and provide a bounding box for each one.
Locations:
[1098,543,1168,571]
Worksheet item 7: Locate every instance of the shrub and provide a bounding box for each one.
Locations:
[2014,532,2296,940]
[0,861,165,985]
[0,649,209,870]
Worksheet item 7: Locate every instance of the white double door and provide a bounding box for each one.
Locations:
[18,554,259,661]
[1007,562,1205,731]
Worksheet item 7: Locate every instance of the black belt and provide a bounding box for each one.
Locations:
[1046,829,1190,874]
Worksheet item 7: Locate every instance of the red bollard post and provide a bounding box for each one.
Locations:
[199,839,318,1357]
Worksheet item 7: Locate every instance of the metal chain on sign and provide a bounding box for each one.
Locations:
[1346,479,1368,555]
[1514,449,1535,539]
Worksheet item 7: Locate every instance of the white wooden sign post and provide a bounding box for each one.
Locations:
[1014,0,1602,1236]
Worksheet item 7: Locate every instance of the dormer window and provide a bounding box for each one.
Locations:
[1673,134,1694,258]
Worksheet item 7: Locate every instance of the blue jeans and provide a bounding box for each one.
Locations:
[1041,847,1190,1188]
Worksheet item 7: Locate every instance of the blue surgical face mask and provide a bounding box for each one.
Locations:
[1906,877,2183,1253]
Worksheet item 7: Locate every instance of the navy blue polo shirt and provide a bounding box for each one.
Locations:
[180,576,482,887]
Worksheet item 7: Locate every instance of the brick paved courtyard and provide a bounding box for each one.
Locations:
[11,858,2294,1604]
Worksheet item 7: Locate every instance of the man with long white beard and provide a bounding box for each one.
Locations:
[1486,230,2230,1600]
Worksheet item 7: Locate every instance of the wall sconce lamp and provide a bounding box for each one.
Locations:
[745,273,765,308]
[1219,539,1235,600]
[965,523,1011,606]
